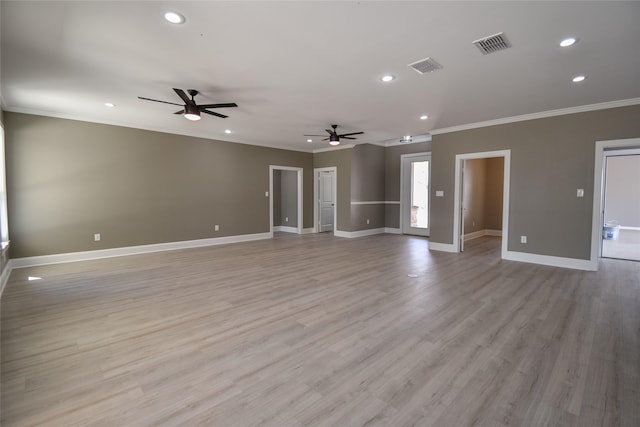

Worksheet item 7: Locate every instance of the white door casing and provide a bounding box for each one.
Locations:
[269,165,303,235]
[314,167,337,233]
[400,153,431,237]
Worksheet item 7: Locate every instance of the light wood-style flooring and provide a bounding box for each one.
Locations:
[2,233,639,426]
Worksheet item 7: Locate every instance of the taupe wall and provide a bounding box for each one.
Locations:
[280,170,298,227]
[604,154,640,227]
[5,113,313,258]
[430,105,640,260]
[384,142,432,228]
[313,148,352,232]
[273,170,281,226]
[485,157,504,231]
[351,144,385,230]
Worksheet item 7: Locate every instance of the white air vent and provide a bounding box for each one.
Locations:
[408,57,443,74]
[473,32,511,55]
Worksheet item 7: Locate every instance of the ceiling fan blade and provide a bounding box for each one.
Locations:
[173,88,193,105]
[202,109,228,119]
[304,134,326,137]
[138,96,182,106]
[198,103,238,109]
[325,129,334,134]
[341,136,357,140]
[174,110,184,114]
[322,138,329,141]
[338,131,364,137]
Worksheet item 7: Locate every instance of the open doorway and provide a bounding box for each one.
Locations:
[453,150,511,257]
[269,166,303,234]
[601,150,640,261]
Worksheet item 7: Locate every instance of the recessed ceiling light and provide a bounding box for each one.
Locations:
[572,75,586,83]
[164,11,185,24]
[224,129,232,134]
[420,115,429,120]
[380,74,395,83]
[307,139,312,143]
[560,37,577,47]
[104,102,115,107]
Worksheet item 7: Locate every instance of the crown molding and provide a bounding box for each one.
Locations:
[429,98,640,136]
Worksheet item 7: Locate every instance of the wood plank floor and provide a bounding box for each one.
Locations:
[2,233,639,426]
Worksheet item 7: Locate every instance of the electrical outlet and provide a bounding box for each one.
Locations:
[366,218,370,225]
[94,233,101,242]
[214,225,219,231]
[577,189,584,197]
[520,235,527,244]
[265,191,269,197]
[285,217,288,223]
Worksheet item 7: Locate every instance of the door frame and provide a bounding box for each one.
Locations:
[313,167,337,233]
[269,165,303,235]
[590,138,640,269]
[453,150,510,257]
[400,152,431,236]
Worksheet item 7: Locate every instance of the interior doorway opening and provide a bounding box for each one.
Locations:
[453,150,511,257]
[269,166,303,234]
[401,153,431,237]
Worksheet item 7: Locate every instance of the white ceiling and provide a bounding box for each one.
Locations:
[2,1,639,152]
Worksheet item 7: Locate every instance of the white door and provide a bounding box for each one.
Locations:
[319,171,335,232]
[401,154,431,236]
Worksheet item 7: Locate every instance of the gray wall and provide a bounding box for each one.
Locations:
[280,170,298,227]
[272,170,281,226]
[5,113,313,258]
[485,157,505,231]
[604,154,640,227]
[313,148,352,232]
[351,144,385,231]
[430,105,640,260]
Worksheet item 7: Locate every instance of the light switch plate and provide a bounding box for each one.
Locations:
[577,189,584,197]
[436,190,444,197]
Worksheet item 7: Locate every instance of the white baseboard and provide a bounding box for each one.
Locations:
[384,227,402,234]
[273,226,298,233]
[464,229,503,241]
[334,228,386,238]
[428,242,457,252]
[9,232,274,269]
[620,226,640,231]
[302,228,315,234]
[503,250,596,271]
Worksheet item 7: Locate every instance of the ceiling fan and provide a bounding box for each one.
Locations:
[138,88,238,121]
[305,124,364,146]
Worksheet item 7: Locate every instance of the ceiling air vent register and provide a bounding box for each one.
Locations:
[408,57,443,74]
[473,32,511,55]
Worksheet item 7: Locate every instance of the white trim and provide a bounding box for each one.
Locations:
[9,232,273,269]
[312,144,354,154]
[620,226,640,231]
[503,250,594,271]
[314,167,337,234]
[453,150,510,259]
[384,227,401,234]
[430,98,640,136]
[591,138,640,270]
[333,228,386,238]
[302,228,315,234]
[351,200,400,205]
[464,229,503,241]
[273,226,298,233]
[428,242,456,252]
[0,262,13,299]
[269,165,303,235]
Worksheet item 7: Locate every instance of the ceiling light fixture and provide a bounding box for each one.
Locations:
[420,115,429,120]
[401,135,412,143]
[572,75,586,83]
[164,11,185,24]
[380,74,395,83]
[183,104,201,121]
[307,139,312,143]
[560,37,577,47]
[329,133,340,146]
[224,129,232,134]
[104,102,115,107]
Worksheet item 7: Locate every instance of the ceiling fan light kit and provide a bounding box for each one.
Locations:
[183,104,201,121]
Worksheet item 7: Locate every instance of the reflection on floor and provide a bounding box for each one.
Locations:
[602,228,640,261]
